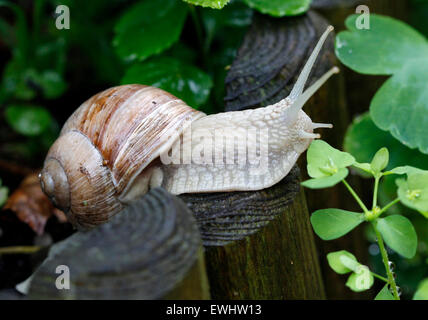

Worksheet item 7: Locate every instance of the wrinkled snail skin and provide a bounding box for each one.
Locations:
[40,26,337,229]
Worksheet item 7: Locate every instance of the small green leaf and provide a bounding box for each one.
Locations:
[371,147,389,174]
[413,278,428,300]
[113,0,188,61]
[307,140,355,178]
[121,57,213,108]
[242,0,311,17]
[0,186,8,207]
[311,209,364,240]
[376,215,418,258]
[5,105,52,136]
[375,285,395,300]
[352,162,372,175]
[346,266,374,292]
[396,170,428,217]
[301,168,348,189]
[335,14,428,75]
[327,250,358,274]
[182,0,230,9]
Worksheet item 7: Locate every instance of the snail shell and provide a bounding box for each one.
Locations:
[28,188,206,299]
[40,85,204,228]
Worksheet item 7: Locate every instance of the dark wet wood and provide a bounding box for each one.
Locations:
[28,188,210,300]
[181,166,325,299]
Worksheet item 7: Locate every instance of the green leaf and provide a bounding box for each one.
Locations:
[327,250,358,274]
[28,70,67,99]
[413,278,428,300]
[182,0,230,9]
[376,215,418,258]
[121,57,213,108]
[5,105,52,136]
[242,0,311,17]
[344,113,428,173]
[0,186,8,207]
[301,168,348,189]
[346,266,374,292]
[371,147,389,174]
[375,285,395,300]
[311,209,364,240]
[396,170,428,217]
[352,162,373,176]
[307,140,355,178]
[370,60,428,154]
[113,0,188,61]
[335,14,428,75]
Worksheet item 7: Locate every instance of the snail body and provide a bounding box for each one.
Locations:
[40,26,337,228]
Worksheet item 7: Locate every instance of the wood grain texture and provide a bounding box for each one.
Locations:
[182,167,325,299]
[28,188,210,300]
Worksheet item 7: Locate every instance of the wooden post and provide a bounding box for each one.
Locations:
[28,188,210,300]
[181,166,325,299]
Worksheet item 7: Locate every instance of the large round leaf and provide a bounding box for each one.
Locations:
[242,0,311,17]
[344,113,428,171]
[335,14,428,75]
[370,60,428,154]
[113,0,188,61]
[121,57,213,108]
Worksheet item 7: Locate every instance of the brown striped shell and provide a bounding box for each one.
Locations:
[40,85,204,228]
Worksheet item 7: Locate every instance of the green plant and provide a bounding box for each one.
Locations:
[112,0,311,113]
[0,0,64,152]
[302,140,428,300]
[336,14,428,297]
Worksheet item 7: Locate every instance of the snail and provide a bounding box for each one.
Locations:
[39,26,338,229]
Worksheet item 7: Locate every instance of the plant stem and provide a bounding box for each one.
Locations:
[372,175,380,209]
[342,180,370,214]
[371,272,388,283]
[0,246,42,255]
[372,221,400,300]
[379,198,400,215]
[188,5,209,68]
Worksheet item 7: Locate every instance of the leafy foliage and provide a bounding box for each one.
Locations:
[113,0,188,62]
[182,0,231,9]
[5,105,53,136]
[302,140,428,298]
[327,250,374,292]
[242,0,311,17]
[121,57,213,108]
[336,14,428,154]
